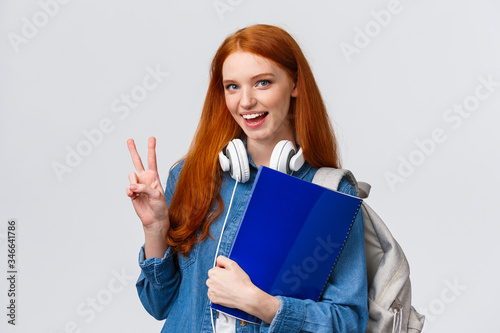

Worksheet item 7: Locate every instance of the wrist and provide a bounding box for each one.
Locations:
[143,219,169,236]
[244,287,280,324]
[143,224,169,260]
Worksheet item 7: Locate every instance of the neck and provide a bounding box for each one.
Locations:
[247,136,297,168]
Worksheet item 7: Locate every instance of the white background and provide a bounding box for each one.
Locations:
[1,0,499,332]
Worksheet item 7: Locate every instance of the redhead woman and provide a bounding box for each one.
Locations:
[126,24,368,332]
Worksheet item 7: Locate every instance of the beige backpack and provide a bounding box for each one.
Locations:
[313,168,425,333]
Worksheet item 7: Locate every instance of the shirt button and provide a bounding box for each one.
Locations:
[239,320,247,326]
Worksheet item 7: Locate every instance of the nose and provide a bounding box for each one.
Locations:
[240,87,256,109]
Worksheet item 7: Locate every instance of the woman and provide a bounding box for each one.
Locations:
[126,24,368,332]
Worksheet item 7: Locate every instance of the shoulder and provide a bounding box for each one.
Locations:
[337,178,358,197]
[168,159,185,180]
[307,167,359,198]
[164,159,185,193]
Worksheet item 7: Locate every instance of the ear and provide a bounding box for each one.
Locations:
[291,83,298,97]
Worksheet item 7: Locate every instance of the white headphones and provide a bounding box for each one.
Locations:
[218,138,305,183]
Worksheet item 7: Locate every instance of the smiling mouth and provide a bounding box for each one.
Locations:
[242,112,268,124]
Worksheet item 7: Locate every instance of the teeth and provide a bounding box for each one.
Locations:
[242,112,266,119]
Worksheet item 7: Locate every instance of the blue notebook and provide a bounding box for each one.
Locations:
[211,166,362,324]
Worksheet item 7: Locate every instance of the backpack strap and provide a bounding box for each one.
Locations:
[312,168,371,199]
[313,168,381,289]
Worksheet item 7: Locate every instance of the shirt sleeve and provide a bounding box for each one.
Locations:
[135,162,184,320]
[136,245,181,320]
[260,178,368,333]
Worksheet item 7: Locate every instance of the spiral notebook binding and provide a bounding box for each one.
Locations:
[316,200,363,301]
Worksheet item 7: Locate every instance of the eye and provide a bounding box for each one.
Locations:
[225,83,238,91]
[257,80,271,87]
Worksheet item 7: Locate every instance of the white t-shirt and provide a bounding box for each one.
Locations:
[215,313,236,333]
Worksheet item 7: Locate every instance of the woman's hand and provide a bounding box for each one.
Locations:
[206,256,280,324]
[126,137,170,258]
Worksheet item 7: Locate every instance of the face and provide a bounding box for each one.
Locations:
[222,51,297,146]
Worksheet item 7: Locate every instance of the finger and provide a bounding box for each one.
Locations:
[126,186,140,198]
[216,255,232,268]
[127,173,140,197]
[207,290,215,302]
[125,186,133,197]
[127,138,145,172]
[128,172,139,185]
[207,266,221,278]
[147,136,158,172]
[128,183,162,200]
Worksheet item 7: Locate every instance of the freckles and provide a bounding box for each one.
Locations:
[225,94,238,108]
[269,87,291,106]
[224,101,236,115]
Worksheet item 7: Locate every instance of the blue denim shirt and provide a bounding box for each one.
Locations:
[136,154,368,332]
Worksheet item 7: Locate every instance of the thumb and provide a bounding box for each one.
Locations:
[129,182,162,200]
[216,255,234,269]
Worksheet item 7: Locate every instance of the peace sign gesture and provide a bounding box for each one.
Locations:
[126,137,170,236]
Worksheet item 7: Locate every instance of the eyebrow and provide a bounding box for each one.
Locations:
[222,72,276,85]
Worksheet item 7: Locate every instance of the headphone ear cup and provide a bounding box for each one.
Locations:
[219,151,230,172]
[289,146,304,172]
[232,139,250,183]
[270,140,296,174]
[220,139,250,183]
[223,141,241,182]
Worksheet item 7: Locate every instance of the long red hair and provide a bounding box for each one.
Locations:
[167,24,341,255]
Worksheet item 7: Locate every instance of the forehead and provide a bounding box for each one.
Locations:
[222,51,282,78]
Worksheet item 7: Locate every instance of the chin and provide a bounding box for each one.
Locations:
[243,131,271,142]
